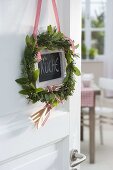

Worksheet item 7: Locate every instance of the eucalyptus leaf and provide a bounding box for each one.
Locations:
[73,66,81,76]
[26,35,36,49]
[30,83,36,89]
[26,35,31,46]
[65,52,73,64]
[45,94,50,101]
[47,25,52,34]
[19,90,29,95]
[33,69,39,82]
[75,44,79,49]
[50,93,55,102]
[15,78,28,85]
[74,54,80,58]
[63,74,69,83]
[52,101,59,107]
[30,36,37,49]
[36,88,44,93]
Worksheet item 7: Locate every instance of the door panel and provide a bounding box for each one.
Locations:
[0,110,69,163]
[0,139,69,170]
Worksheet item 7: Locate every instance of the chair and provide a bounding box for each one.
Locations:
[97,77,113,144]
[81,77,113,144]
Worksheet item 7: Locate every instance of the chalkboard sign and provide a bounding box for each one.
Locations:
[38,52,62,82]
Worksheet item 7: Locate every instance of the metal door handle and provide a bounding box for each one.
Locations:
[70,149,86,168]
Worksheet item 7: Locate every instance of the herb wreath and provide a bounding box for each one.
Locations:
[16,25,80,126]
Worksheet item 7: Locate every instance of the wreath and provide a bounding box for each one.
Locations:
[16,25,80,128]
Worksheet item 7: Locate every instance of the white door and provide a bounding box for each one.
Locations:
[0,0,82,170]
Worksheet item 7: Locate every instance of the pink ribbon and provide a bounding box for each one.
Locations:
[33,0,43,62]
[33,0,61,62]
[47,85,64,104]
[35,44,42,62]
[33,0,60,36]
[69,38,76,53]
[64,35,76,53]
[36,51,42,63]
[33,0,42,37]
[33,0,76,62]
[30,103,52,128]
[52,0,60,32]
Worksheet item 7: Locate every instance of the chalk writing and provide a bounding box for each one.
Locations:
[38,52,62,82]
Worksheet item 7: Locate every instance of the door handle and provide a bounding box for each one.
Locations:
[70,149,86,169]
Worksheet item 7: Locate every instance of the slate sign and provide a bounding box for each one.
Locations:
[38,52,62,82]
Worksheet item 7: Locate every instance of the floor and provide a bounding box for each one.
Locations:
[81,124,113,170]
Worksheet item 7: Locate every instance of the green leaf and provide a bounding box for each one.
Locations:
[65,53,73,64]
[47,25,52,34]
[52,101,59,107]
[73,66,81,76]
[63,73,70,83]
[15,78,28,85]
[45,94,50,101]
[30,83,36,89]
[33,69,39,82]
[36,88,44,93]
[74,54,80,58]
[75,44,79,49]
[65,50,74,64]
[50,93,55,101]
[31,36,37,49]
[26,35,36,49]
[19,90,29,95]
[26,35,31,46]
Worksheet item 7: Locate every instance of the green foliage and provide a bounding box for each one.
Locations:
[75,44,79,49]
[15,78,28,85]
[89,47,98,59]
[82,43,87,59]
[73,66,81,76]
[26,35,37,49]
[19,89,30,95]
[91,12,104,54]
[91,12,104,28]
[35,88,44,93]
[33,69,39,82]
[16,25,80,106]
[47,25,53,34]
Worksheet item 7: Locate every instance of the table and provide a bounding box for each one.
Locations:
[81,84,101,163]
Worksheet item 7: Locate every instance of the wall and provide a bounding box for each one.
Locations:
[82,60,104,84]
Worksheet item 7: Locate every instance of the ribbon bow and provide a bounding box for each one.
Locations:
[30,85,64,128]
[47,85,63,103]
[30,103,52,128]
[47,85,61,92]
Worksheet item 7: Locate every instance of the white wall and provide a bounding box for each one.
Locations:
[104,0,113,78]
[82,61,104,84]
